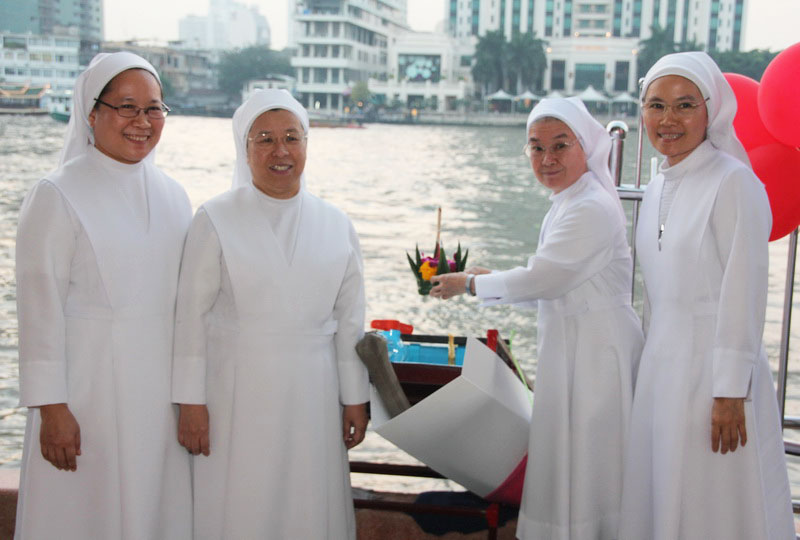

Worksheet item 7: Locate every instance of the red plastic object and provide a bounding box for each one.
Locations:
[371,320,414,334]
[486,329,499,352]
[485,454,527,506]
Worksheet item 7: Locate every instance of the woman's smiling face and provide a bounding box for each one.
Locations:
[643,74,709,166]
[89,69,164,164]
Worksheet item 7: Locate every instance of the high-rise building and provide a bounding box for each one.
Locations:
[0,0,103,65]
[289,0,410,111]
[178,0,271,51]
[447,0,747,93]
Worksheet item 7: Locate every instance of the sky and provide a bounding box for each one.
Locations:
[104,0,799,52]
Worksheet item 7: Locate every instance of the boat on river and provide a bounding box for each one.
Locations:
[44,89,72,123]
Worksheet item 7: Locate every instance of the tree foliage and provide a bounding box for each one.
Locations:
[217,46,293,98]
[709,49,779,81]
[349,81,370,105]
[506,31,548,92]
[472,30,507,93]
[471,30,548,93]
[637,23,778,82]
[636,24,703,79]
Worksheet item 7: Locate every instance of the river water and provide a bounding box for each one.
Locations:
[1,114,799,497]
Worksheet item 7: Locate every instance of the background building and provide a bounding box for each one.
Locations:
[0,32,81,90]
[0,0,103,65]
[102,41,217,97]
[178,0,271,51]
[369,31,474,111]
[289,0,410,111]
[446,0,748,93]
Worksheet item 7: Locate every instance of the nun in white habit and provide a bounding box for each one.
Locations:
[431,97,644,539]
[172,89,369,539]
[619,52,795,540]
[14,52,192,539]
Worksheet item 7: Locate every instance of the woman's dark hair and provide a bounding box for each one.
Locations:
[93,68,162,110]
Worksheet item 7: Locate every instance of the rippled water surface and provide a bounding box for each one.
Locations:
[1,114,799,496]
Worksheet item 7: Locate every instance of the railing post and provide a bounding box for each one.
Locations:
[607,120,628,187]
[778,228,798,422]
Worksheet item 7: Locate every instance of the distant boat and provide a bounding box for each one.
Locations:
[0,83,49,115]
[44,89,72,123]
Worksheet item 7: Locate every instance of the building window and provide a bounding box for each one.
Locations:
[551,59,566,90]
[614,61,629,91]
[574,63,605,90]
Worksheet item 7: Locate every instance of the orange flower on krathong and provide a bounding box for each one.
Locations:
[419,261,437,281]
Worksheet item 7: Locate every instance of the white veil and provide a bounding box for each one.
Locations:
[59,52,161,166]
[526,97,627,226]
[641,51,750,167]
[230,89,310,190]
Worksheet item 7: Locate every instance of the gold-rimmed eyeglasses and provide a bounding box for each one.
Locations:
[641,97,710,118]
[523,139,579,158]
[94,98,170,119]
[247,131,308,149]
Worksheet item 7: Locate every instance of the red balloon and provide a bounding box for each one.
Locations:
[758,42,800,147]
[748,143,800,241]
[724,73,777,151]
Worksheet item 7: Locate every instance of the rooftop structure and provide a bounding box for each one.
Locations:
[289,0,410,111]
[0,32,81,91]
[0,0,103,65]
[179,0,271,51]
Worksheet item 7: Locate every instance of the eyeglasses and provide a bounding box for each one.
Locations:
[641,97,709,118]
[94,98,170,119]
[523,139,579,158]
[248,131,308,149]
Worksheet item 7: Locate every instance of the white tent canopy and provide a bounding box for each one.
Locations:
[576,85,608,103]
[487,89,514,100]
[514,90,539,101]
[544,90,565,99]
[611,92,638,104]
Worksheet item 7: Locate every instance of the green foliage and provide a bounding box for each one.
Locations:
[636,24,702,79]
[159,74,176,99]
[406,243,469,296]
[637,23,778,83]
[350,80,371,105]
[472,30,547,93]
[472,30,508,93]
[506,31,548,92]
[709,49,779,81]
[217,46,293,98]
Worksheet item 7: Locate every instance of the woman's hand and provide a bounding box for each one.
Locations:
[178,404,210,456]
[464,266,491,275]
[711,397,747,454]
[430,272,468,299]
[39,403,81,471]
[342,403,368,449]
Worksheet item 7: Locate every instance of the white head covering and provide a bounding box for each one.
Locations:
[641,51,750,166]
[526,96,626,225]
[59,52,162,166]
[231,89,310,190]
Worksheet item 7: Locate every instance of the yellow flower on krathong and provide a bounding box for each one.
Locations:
[419,261,437,281]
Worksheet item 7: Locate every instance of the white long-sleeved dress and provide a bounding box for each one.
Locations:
[172,184,369,540]
[475,172,644,540]
[14,146,192,539]
[619,140,795,540]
